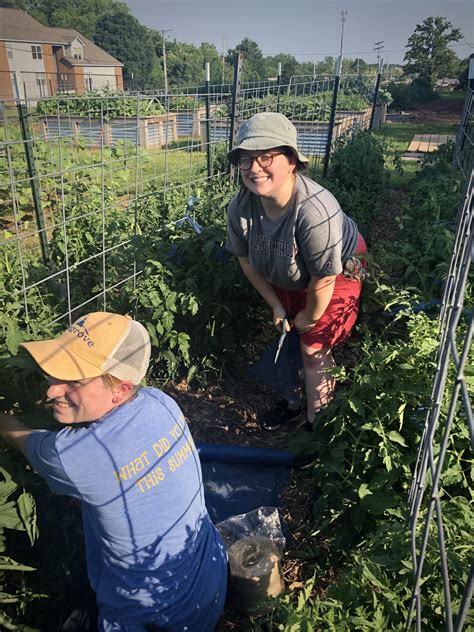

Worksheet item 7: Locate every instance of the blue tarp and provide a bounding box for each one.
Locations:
[197,442,293,523]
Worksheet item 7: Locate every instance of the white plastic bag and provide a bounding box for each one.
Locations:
[216,506,286,552]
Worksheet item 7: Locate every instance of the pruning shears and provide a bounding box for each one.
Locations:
[274,317,289,364]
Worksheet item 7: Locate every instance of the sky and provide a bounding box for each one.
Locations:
[122,0,473,66]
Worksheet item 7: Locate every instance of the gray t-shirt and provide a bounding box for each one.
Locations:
[226,173,359,290]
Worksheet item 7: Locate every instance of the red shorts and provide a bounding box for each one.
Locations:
[274,234,367,350]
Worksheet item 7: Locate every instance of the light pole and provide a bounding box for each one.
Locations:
[339,10,348,57]
[335,9,348,79]
[323,10,348,178]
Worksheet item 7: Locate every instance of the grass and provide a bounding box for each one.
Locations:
[437,90,465,102]
[375,121,458,189]
[376,120,458,150]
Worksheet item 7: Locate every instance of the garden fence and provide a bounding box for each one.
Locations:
[0,69,378,326]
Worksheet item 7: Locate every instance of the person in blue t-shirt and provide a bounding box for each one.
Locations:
[0,312,228,632]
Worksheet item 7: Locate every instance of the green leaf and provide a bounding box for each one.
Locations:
[388,431,407,447]
[17,491,38,546]
[0,479,18,501]
[348,397,365,414]
[5,322,23,355]
[361,490,397,515]
[358,483,373,499]
[146,322,159,346]
[0,592,20,603]
[0,556,35,571]
[0,502,24,530]
[360,561,388,591]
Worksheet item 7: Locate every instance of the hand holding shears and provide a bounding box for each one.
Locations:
[274,316,290,364]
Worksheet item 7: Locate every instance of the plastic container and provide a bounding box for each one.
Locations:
[228,536,285,614]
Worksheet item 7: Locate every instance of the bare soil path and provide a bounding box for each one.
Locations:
[401,96,464,125]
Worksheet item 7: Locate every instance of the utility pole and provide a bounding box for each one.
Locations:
[370,41,385,129]
[160,29,173,94]
[373,40,384,76]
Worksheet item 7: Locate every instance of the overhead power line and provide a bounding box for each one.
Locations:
[261,43,472,57]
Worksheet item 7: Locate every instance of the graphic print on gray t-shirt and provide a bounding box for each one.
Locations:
[226,173,359,290]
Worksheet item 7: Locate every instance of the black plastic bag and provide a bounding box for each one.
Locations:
[248,329,304,401]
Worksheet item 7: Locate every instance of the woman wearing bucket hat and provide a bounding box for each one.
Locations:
[226,112,367,432]
[0,312,227,631]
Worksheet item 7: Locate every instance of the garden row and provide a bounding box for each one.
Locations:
[254,133,472,629]
[33,88,372,121]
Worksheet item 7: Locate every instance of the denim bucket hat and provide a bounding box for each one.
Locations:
[227,112,309,166]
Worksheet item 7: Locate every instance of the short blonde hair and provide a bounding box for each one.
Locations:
[102,373,139,394]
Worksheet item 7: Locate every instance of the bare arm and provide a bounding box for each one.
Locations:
[294,275,336,333]
[237,256,289,331]
[0,412,34,454]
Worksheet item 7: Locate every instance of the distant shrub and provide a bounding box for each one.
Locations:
[387,78,438,110]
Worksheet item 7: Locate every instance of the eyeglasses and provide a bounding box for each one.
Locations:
[237,152,286,171]
[43,374,98,389]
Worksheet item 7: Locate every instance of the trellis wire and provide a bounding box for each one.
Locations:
[406,76,473,631]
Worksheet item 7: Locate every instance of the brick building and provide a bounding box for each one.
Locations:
[0,8,123,101]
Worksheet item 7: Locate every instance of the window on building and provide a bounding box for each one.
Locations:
[6,43,13,59]
[36,73,46,97]
[31,45,43,60]
[72,46,83,60]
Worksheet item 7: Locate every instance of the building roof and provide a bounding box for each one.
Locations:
[0,8,123,67]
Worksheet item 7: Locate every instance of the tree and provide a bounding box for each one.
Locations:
[199,42,232,85]
[313,56,337,76]
[265,54,299,83]
[347,58,369,75]
[93,7,156,89]
[0,0,120,38]
[48,0,119,40]
[166,41,205,87]
[228,38,267,81]
[403,16,463,87]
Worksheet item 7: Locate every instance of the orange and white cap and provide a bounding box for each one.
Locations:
[21,312,151,384]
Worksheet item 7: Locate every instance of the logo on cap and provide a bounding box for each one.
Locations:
[76,317,89,335]
[67,316,95,348]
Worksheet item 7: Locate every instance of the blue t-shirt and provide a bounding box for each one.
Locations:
[24,387,227,632]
